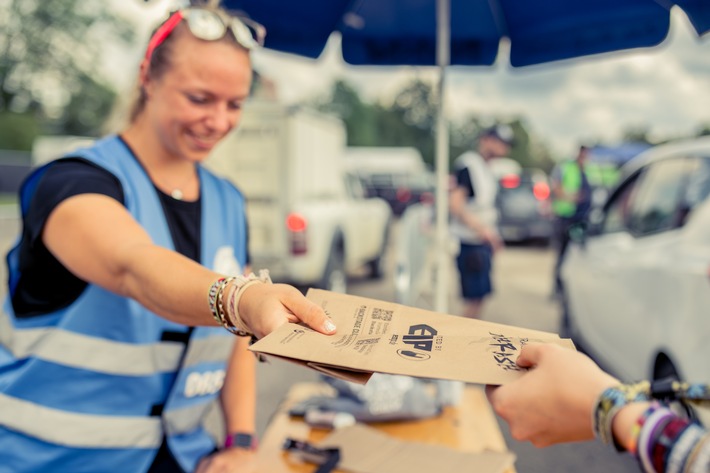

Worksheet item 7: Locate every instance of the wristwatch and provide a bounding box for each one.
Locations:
[224,432,257,451]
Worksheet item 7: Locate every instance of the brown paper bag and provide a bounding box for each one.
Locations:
[250,289,574,385]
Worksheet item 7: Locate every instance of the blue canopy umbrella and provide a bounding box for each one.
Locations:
[224,0,710,312]
[589,142,653,166]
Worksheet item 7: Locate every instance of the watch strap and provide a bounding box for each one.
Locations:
[224,432,257,450]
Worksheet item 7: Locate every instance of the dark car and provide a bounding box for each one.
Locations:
[496,168,554,244]
[362,172,436,216]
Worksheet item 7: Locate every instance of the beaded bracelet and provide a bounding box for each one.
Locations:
[224,270,272,336]
[207,275,254,336]
[627,402,661,456]
[593,381,652,450]
[637,406,676,472]
[208,277,232,326]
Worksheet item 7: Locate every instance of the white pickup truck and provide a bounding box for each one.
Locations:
[205,101,392,293]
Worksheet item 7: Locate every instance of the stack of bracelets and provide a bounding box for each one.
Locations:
[207,270,272,337]
[593,379,710,472]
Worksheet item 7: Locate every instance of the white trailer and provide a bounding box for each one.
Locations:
[205,101,392,292]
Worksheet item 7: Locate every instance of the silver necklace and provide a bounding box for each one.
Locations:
[171,188,185,200]
[166,170,196,201]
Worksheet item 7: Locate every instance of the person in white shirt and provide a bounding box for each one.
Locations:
[449,125,513,318]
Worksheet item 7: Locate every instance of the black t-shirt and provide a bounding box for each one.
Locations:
[11,153,204,318]
[8,140,249,471]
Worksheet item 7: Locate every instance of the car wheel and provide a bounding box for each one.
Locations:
[319,244,347,293]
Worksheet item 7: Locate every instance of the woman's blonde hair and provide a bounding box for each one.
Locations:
[126,1,246,124]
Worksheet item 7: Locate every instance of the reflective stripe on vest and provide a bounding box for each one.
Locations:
[0,393,226,450]
[0,393,162,449]
[0,308,233,375]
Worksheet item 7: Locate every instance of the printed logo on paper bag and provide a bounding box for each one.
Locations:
[397,324,438,361]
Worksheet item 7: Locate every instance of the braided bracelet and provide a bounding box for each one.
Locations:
[650,378,710,410]
[208,277,234,326]
[593,381,652,450]
[225,270,272,336]
[207,275,250,335]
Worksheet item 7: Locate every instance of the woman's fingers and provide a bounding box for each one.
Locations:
[279,285,337,335]
[238,283,336,338]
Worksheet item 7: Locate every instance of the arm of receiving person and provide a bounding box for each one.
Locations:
[486,345,710,473]
[42,194,335,337]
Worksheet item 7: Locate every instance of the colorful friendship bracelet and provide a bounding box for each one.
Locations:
[593,381,652,449]
[649,379,710,410]
[594,380,710,472]
[637,407,676,472]
[627,402,661,456]
[611,395,709,473]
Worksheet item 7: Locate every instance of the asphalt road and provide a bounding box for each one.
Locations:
[0,211,638,472]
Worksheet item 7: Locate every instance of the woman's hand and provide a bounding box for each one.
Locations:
[237,283,336,339]
[195,448,255,473]
[485,344,618,446]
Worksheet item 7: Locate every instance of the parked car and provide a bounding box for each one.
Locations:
[363,171,436,216]
[560,137,710,393]
[496,168,554,244]
[344,147,433,216]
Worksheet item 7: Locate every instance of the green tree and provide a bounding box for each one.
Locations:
[0,0,135,148]
[313,79,381,146]
[696,124,710,137]
[313,77,554,172]
[621,127,653,145]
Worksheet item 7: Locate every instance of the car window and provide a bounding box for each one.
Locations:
[626,157,695,236]
[601,172,641,234]
[344,173,366,199]
[682,157,710,216]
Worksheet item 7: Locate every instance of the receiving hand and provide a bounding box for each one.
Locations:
[485,344,618,446]
[237,283,336,339]
[195,448,255,473]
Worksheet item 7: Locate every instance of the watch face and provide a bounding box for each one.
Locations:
[229,432,254,450]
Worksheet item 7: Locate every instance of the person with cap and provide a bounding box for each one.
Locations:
[550,144,593,296]
[0,4,336,473]
[449,124,514,319]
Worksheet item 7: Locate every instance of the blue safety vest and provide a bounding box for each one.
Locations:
[0,136,247,473]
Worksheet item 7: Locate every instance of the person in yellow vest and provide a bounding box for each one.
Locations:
[551,145,593,295]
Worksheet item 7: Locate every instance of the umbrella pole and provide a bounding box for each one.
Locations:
[434,0,450,313]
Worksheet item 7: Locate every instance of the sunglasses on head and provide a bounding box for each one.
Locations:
[144,7,266,63]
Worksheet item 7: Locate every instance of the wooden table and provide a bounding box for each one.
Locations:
[255,382,516,473]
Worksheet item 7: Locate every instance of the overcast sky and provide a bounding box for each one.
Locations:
[110,1,710,158]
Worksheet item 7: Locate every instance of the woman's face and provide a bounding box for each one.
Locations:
[144,32,252,163]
